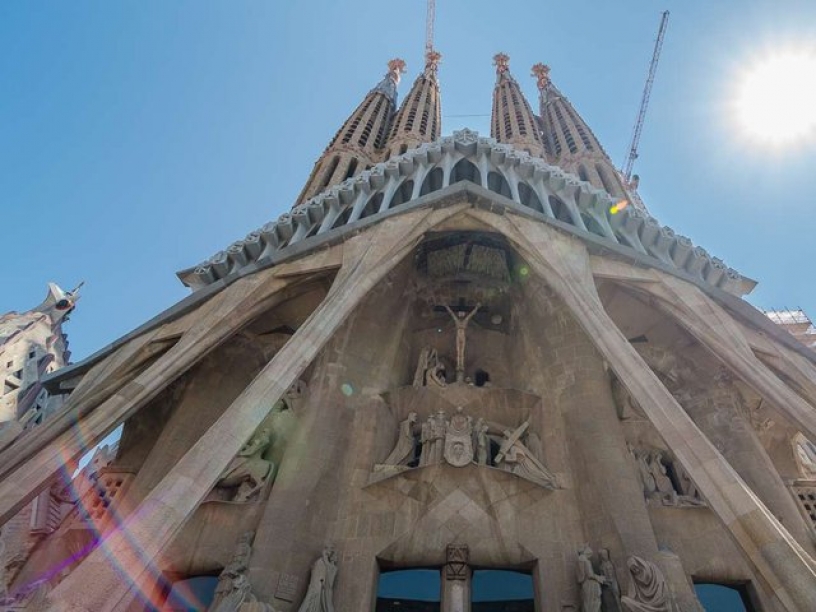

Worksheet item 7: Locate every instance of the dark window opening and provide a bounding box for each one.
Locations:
[320,156,341,190]
[361,193,384,219]
[487,172,512,199]
[377,568,441,612]
[580,213,606,237]
[450,159,481,186]
[331,207,353,229]
[518,182,544,213]
[389,180,415,208]
[549,196,572,223]
[344,158,359,180]
[694,583,753,612]
[474,369,490,387]
[472,569,534,611]
[163,576,218,611]
[420,167,444,197]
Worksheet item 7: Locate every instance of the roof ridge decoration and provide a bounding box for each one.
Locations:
[178,129,752,298]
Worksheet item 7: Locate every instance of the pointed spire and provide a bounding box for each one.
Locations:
[386,51,442,158]
[490,53,545,157]
[534,64,637,207]
[295,59,405,206]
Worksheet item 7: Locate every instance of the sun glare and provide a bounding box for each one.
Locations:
[734,49,816,147]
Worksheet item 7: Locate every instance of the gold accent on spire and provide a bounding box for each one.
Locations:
[387,58,407,85]
[531,63,551,91]
[425,50,442,75]
[493,53,510,75]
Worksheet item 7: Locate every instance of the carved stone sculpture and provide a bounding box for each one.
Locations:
[577,545,605,612]
[297,545,338,612]
[496,422,558,489]
[217,428,275,502]
[599,549,622,612]
[382,413,418,466]
[443,303,481,382]
[444,407,474,467]
[629,445,657,496]
[620,556,674,612]
[210,532,252,611]
[413,347,447,388]
[648,452,677,505]
[474,418,489,465]
[430,409,447,463]
[419,417,434,466]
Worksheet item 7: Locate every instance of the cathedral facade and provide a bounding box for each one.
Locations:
[2,49,816,612]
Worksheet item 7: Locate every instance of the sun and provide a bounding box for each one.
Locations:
[734,49,816,147]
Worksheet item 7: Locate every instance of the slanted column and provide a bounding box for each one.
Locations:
[524,278,703,612]
[492,213,816,611]
[681,370,816,554]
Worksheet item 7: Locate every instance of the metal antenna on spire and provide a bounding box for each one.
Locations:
[425,0,436,55]
[621,10,670,184]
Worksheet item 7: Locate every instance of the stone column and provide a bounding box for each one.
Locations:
[441,545,471,612]
[522,281,702,612]
[681,371,816,555]
[482,211,816,611]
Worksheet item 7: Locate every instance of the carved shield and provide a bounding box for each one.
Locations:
[444,413,474,467]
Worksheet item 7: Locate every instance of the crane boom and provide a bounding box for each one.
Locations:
[622,10,669,183]
[426,0,436,54]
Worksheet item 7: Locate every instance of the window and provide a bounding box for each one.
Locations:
[472,569,534,611]
[694,583,752,612]
[163,576,218,611]
[450,159,481,186]
[377,568,441,612]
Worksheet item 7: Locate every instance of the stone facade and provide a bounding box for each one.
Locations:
[2,55,816,612]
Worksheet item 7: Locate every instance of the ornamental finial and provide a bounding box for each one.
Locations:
[425,50,442,75]
[493,53,510,76]
[387,58,407,85]
[531,63,551,91]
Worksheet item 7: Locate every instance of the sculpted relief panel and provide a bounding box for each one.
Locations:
[373,405,557,490]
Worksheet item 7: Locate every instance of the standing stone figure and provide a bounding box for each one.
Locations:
[620,556,674,612]
[599,549,622,612]
[297,546,338,612]
[209,532,261,612]
[383,413,418,466]
[443,303,481,382]
[217,427,275,502]
[419,417,433,466]
[474,418,489,465]
[577,545,605,612]
[430,409,448,463]
[629,445,657,496]
[648,452,677,505]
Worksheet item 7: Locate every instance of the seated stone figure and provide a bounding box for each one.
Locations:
[217,427,275,502]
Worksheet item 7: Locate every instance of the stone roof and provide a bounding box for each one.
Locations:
[178,129,755,297]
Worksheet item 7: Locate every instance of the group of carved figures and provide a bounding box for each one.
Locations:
[379,409,558,489]
[214,427,276,503]
[628,445,704,508]
[209,533,336,612]
[577,546,677,612]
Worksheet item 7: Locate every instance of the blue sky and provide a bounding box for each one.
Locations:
[2,0,816,364]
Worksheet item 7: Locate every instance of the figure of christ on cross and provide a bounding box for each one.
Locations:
[443,303,481,382]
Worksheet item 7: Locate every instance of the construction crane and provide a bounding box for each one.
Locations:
[621,10,670,185]
[426,0,436,55]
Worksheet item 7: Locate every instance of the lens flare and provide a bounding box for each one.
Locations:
[734,48,816,146]
[341,383,354,397]
[609,200,628,215]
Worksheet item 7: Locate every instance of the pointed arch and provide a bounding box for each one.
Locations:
[487,171,512,199]
[580,213,606,237]
[420,167,444,197]
[388,179,415,209]
[331,206,353,229]
[578,164,590,183]
[360,193,384,219]
[548,195,572,224]
[517,182,544,213]
[450,158,481,186]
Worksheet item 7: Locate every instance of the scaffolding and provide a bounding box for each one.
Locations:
[764,308,816,349]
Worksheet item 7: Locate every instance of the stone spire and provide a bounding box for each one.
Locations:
[295,59,407,206]
[533,63,636,206]
[385,50,442,159]
[490,53,545,157]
